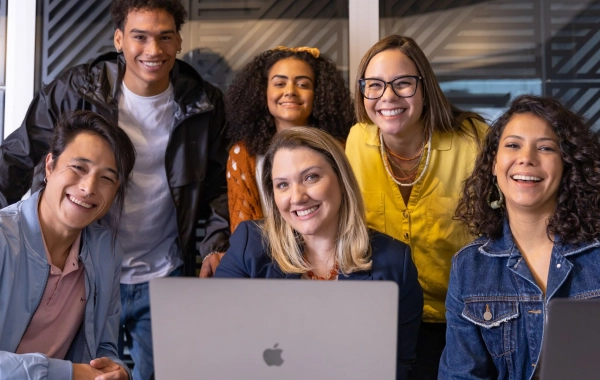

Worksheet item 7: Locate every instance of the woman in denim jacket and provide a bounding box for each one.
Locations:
[439,95,600,379]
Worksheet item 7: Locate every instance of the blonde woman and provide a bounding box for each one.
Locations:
[215,127,423,380]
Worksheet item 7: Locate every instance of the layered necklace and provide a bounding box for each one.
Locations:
[379,129,432,187]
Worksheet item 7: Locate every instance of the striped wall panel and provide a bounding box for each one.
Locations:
[38,0,349,92]
[544,0,600,80]
[40,0,114,87]
[544,0,600,127]
[549,83,600,126]
[184,0,349,90]
[191,0,348,19]
[381,0,542,80]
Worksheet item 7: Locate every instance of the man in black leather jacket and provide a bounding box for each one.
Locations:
[0,1,230,379]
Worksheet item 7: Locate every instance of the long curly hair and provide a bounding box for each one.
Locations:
[456,94,600,243]
[225,48,354,156]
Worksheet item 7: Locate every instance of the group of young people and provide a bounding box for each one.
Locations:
[1,1,599,380]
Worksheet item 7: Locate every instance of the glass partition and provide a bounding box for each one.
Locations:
[38,0,350,92]
[380,0,600,128]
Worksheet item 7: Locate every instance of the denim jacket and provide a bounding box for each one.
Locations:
[439,221,600,380]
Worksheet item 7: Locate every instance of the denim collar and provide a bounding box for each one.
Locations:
[478,219,600,258]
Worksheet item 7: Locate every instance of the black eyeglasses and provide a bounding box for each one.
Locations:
[358,75,422,100]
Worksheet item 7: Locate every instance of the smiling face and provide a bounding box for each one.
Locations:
[271,147,342,242]
[40,133,120,235]
[493,113,564,218]
[266,58,315,132]
[363,49,424,139]
[114,8,182,96]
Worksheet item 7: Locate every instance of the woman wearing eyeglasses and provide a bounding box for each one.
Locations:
[346,35,488,379]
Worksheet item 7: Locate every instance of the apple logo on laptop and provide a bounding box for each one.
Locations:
[263,343,284,366]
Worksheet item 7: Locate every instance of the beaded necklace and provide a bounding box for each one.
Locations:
[379,129,432,187]
[306,263,339,280]
[303,255,338,280]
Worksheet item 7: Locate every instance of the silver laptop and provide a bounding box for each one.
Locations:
[540,298,600,379]
[150,278,398,380]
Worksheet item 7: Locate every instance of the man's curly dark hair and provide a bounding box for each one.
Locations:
[456,94,600,244]
[225,48,354,156]
[110,0,187,32]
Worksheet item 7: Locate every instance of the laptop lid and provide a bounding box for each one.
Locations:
[540,298,600,379]
[150,278,398,380]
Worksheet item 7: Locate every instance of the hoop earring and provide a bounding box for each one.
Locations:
[44,177,48,184]
[487,180,504,210]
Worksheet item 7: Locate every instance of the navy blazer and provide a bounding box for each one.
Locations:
[215,220,423,380]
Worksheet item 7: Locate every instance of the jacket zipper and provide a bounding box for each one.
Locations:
[16,265,50,350]
[82,259,93,360]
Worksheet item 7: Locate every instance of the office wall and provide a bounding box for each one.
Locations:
[380,0,600,127]
[38,0,349,92]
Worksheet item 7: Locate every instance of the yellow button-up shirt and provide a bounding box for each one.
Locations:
[346,120,488,323]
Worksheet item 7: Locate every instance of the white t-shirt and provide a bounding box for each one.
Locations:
[117,82,183,284]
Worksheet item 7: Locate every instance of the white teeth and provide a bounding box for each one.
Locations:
[144,61,162,67]
[512,175,542,182]
[69,195,93,209]
[296,206,318,217]
[380,109,404,116]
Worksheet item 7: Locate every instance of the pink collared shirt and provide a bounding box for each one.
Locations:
[16,232,86,359]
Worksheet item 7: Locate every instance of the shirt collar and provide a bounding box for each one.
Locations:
[479,219,600,258]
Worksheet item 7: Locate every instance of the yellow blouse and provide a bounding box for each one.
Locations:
[346,120,488,323]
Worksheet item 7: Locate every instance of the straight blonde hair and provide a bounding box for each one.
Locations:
[260,127,372,275]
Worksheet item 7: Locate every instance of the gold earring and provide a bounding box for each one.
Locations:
[487,181,504,210]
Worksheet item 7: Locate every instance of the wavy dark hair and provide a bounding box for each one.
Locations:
[110,0,187,31]
[225,48,354,156]
[355,35,484,141]
[40,111,136,244]
[456,94,600,243]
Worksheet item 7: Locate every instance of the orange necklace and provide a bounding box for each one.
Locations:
[304,255,338,280]
[382,137,424,161]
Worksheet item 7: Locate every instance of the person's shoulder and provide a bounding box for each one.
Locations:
[0,201,22,239]
[83,222,113,248]
[347,122,379,150]
[231,220,265,248]
[229,141,251,158]
[453,236,488,262]
[45,53,117,92]
[173,59,223,97]
[369,229,410,264]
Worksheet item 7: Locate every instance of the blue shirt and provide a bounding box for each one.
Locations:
[440,221,600,379]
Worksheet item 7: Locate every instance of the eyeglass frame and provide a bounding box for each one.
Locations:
[358,75,423,100]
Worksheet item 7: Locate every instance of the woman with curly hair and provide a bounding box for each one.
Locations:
[224,46,353,235]
[439,95,600,379]
[346,35,489,378]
